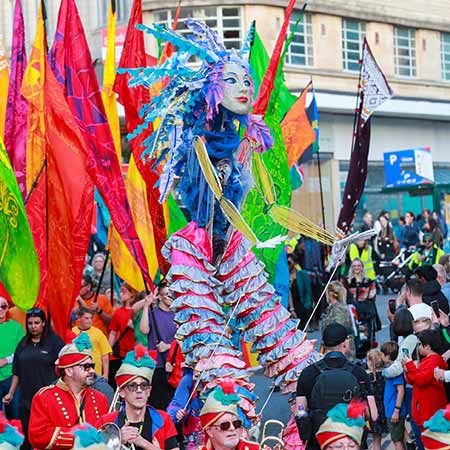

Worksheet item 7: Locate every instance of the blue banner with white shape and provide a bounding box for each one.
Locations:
[384,147,434,189]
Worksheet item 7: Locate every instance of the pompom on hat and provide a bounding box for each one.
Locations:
[116,344,157,389]
[73,424,109,450]
[423,405,450,449]
[316,401,366,450]
[56,332,93,370]
[200,381,241,428]
[0,412,24,450]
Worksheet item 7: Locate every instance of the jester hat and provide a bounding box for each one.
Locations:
[116,344,157,388]
[57,332,93,370]
[73,424,109,450]
[423,405,450,449]
[316,401,366,450]
[0,413,24,450]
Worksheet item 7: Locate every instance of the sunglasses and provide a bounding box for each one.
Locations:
[125,382,151,392]
[0,304,8,310]
[212,420,242,431]
[77,363,95,372]
[423,240,432,243]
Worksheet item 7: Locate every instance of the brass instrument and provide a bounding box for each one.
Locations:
[260,419,285,450]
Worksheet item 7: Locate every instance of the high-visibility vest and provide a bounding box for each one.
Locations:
[409,245,445,270]
[349,244,376,281]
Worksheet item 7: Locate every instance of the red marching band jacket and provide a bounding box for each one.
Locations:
[28,380,109,449]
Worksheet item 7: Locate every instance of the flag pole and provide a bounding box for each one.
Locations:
[24,158,46,206]
[94,251,110,302]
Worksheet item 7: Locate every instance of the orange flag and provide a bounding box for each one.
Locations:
[281,82,316,168]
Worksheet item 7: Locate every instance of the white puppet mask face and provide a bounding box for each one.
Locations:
[220,61,253,115]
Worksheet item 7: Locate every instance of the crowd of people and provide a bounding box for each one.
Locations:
[0,208,449,450]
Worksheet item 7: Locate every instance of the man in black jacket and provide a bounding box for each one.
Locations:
[416,265,449,315]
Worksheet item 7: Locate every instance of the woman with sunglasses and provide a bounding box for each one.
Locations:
[199,382,259,450]
[3,308,64,449]
[0,296,24,421]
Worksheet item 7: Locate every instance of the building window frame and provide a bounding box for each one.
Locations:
[441,33,450,82]
[285,12,313,67]
[342,19,366,72]
[97,0,130,27]
[394,26,417,78]
[153,6,242,51]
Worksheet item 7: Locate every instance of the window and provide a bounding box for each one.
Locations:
[342,19,366,72]
[285,13,313,67]
[153,6,242,51]
[441,33,450,81]
[97,0,130,27]
[394,27,416,77]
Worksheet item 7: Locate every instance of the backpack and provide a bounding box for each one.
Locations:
[309,359,362,431]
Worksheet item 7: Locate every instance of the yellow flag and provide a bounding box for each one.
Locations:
[0,33,9,139]
[108,155,158,291]
[101,0,122,162]
[22,2,46,190]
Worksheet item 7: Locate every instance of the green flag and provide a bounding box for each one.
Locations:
[0,138,39,309]
[167,193,187,237]
[242,31,296,280]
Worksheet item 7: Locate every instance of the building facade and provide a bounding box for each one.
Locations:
[2,0,450,231]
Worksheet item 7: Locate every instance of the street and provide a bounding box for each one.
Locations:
[252,293,392,427]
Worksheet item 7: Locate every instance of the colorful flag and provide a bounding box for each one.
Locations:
[101,0,122,163]
[22,0,48,308]
[337,39,393,236]
[242,30,296,280]
[113,0,169,276]
[299,90,320,164]
[0,33,9,139]
[290,163,304,190]
[281,82,315,168]
[49,0,152,288]
[0,137,39,310]
[4,0,28,198]
[41,55,94,337]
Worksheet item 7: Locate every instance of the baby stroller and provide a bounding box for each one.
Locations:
[380,248,415,293]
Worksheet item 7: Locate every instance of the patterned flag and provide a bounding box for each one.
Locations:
[281,82,316,168]
[299,89,320,164]
[101,0,122,163]
[22,0,48,309]
[336,39,393,236]
[0,137,39,310]
[0,33,9,139]
[4,0,27,198]
[49,0,152,288]
[112,0,169,277]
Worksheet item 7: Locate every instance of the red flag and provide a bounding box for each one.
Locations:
[253,0,298,116]
[114,0,169,274]
[37,57,94,337]
[281,82,315,167]
[49,0,153,287]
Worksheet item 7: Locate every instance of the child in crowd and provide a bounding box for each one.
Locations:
[381,341,407,450]
[403,329,447,430]
[367,350,388,450]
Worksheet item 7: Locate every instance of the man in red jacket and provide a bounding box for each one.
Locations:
[28,333,109,449]
[403,329,447,430]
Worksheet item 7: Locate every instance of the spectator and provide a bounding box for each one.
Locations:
[432,210,448,239]
[403,329,447,430]
[423,218,444,248]
[315,401,366,450]
[91,253,112,294]
[396,216,406,249]
[74,274,113,337]
[398,279,432,321]
[420,209,431,232]
[108,283,138,388]
[0,296,24,420]
[72,307,112,379]
[321,281,355,359]
[4,308,64,449]
[415,265,449,315]
[366,350,387,450]
[296,323,376,450]
[402,212,420,250]
[287,253,313,331]
[361,212,374,232]
[433,263,450,303]
[349,239,376,281]
[375,213,395,261]
[381,342,407,450]
[409,233,445,271]
[139,284,177,410]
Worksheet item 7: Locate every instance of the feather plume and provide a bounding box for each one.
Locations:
[134,344,147,361]
[185,19,227,55]
[347,400,367,419]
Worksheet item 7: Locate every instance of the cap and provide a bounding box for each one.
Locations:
[322,323,348,347]
[57,333,93,370]
[116,345,157,389]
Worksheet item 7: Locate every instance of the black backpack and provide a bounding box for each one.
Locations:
[309,359,362,431]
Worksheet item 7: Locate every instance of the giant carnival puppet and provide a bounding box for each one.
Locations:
[122,16,364,428]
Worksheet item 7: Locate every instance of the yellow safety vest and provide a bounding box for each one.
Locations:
[349,244,376,281]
